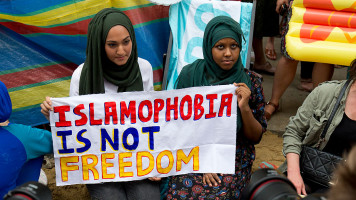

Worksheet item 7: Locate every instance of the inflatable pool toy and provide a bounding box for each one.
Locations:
[286,0,356,66]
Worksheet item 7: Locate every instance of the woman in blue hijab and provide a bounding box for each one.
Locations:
[0,81,53,198]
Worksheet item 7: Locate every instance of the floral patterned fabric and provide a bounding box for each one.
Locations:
[166,70,267,200]
[280,0,294,60]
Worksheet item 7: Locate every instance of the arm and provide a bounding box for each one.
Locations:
[9,124,53,160]
[234,82,263,143]
[283,87,323,195]
[286,153,306,195]
[283,87,319,156]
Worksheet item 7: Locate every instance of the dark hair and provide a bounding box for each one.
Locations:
[349,59,356,81]
[327,145,356,200]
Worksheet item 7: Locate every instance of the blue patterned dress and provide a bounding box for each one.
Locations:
[166,70,267,200]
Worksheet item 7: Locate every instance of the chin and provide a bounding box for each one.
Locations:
[115,61,127,66]
[220,65,234,70]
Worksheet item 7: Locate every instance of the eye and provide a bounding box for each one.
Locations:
[216,44,224,50]
[231,44,238,49]
[123,38,131,45]
[107,43,117,48]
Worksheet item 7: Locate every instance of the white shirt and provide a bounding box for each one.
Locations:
[69,57,154,96]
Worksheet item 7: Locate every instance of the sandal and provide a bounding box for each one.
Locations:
[265,48,277,60]
[264,101,279,120]
[252,61,275,75]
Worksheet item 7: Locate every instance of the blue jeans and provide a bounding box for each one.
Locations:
[86,179,160,200]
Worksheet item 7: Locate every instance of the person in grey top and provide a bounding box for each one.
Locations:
[279,60,356,195]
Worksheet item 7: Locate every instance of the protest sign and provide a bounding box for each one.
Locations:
[50,85,237,186]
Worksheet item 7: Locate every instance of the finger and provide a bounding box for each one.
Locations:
[42,100,51,111]
[302,185,307,195]
[45,96,53,110]
[212,173,221,186]
[40,108,48,115]
[205,175,213,186]
[148,177,161,181]
[203,175,206,185]
[235,83,247,87]
[40,103,47,111]
[296,187,301,195]
[208,174,218,186]
[46,96,52,104]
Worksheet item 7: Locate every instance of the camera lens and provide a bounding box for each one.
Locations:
[242,169,300,200]
[4,181,51,200]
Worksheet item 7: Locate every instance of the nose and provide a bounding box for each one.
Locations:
[116,45,124,55]
[224,48,232,57]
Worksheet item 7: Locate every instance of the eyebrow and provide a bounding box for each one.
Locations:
[106,36,131,43]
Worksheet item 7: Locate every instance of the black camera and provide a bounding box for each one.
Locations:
[3,181,51,200]
[241,168,326,200]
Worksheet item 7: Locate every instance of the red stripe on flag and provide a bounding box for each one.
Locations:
[1,63,77,89]
[123,5,169,26]
[153,68,163,83]
[0,5,168,35]
[0,19,90,35]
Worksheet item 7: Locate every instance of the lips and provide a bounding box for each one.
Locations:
[222,60,233,64]
[116,56,126,60]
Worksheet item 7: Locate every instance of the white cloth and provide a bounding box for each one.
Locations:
[69,58,154,96]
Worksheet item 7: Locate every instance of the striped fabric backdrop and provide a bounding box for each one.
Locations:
[0,0,170,126]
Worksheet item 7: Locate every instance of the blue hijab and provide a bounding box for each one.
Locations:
[0,81,11,123]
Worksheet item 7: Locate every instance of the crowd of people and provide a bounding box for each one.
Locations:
[1,1,355,199]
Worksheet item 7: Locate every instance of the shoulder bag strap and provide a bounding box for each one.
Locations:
[320,79,351,140]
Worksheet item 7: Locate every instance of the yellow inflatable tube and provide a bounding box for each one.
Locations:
[286,0,356,66]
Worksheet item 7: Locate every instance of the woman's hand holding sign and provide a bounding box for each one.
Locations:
[234,82,251,111]
[40,96,52,121]
[203,173,222,187]
[234,82,263,143]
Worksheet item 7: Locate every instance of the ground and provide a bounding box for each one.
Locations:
[43,131,284,200]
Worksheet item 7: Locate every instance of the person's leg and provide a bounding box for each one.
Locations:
[252,37,275,74]
[265,56,299,119]
[253,37,267,66]
[86,182,127,200]
[298,61,314,92]
[125,179,160,200]
[312,63,334,88]
[265,37,277,60]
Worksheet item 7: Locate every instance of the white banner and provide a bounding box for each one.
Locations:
[50,85,237,186]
